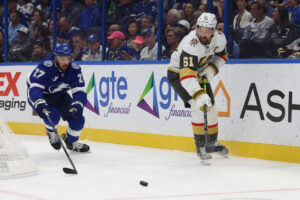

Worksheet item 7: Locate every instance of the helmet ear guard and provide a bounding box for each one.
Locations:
[53,43,73,57]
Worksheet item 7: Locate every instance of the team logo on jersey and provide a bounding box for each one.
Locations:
[137,72,159,118]
[189,38,198,47]
[85,73,99,115]
[43,60,53,67]
[49,83,70,93]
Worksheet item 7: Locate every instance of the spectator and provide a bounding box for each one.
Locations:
[140,28,165,60]
[17,0,34,25]
[233,0,253,41]
[166,9,181,26]
[72,32,88,61]
[57,16,80,46]
[177,19,191,36]
[62,0,83,27]
[258,0,274,18]
[107,31,138,60]
[31,40,52,61]
[34,24,50,50]
[82,34,102,61]
[107,24,121,37]
[8,10,26,44]
[216,0,225,21]
[140,15,154,30]
[28,10,47,42]
[218,22,240,58]
[240,1,274,58]
[9,27,32,61]
[133,36,144,52]
[198,4,207,14]
[0,30,4,62]
[8,0,27,26]
[79,0,100,33]
[36,0,52,21]
[181,3,196,25]
[133,0,157,21]
[162,27,181,59]
[116,0,136,25]
[125,20,141,53]
[286,0,300,26]
[242,2,273,40]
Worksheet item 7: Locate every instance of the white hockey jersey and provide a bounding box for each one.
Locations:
[168,29,228,98]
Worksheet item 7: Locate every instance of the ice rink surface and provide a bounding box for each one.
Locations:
[1,135,300,200]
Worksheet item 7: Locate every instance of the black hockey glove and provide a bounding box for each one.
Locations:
[68,101,83,118]
[34,99,50,119]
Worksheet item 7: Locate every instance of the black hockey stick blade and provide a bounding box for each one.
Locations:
[63,167,78,174]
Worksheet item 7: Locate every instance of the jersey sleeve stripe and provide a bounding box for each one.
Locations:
[29,83,45,89]
[180,75,196,82]
[217,55,227,62]
[71,87,85,94]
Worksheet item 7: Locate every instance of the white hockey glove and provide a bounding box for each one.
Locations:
[198,65,215,82]
[195,93,212,111]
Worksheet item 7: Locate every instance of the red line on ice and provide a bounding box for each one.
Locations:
[0,190,47,200]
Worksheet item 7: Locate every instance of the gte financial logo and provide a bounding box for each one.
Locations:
[0,72,26,111]
[137,72,230,120]
[85,71,130,117]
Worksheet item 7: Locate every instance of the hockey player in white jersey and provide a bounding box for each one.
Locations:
[27,43,89,152]
[167,13,228,162]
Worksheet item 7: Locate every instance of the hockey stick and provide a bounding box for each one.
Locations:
[43,110,78,174]
[203,78,209,149]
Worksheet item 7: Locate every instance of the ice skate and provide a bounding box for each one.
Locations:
[197,146,212,165]
[61,133,90,152]
[214,142,229,158]
[47,132,61,150]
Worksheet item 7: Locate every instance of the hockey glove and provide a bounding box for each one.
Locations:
[195,93,212,112]
[34,99,50,119]
[198,65,215,82]
[68,101,84,118]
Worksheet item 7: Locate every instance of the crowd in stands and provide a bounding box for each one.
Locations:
[1,0,300,62]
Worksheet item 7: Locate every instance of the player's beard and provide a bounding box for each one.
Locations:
[199,36,210,45]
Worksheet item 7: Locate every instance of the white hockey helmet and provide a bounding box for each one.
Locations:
[196,12,217,30]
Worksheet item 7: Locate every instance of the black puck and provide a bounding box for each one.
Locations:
[140,180,148,186]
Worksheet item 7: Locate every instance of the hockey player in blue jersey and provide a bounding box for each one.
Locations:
[27,42,90,152]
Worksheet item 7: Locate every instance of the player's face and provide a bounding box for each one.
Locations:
[197,26,214,45]
[56,56,71,72]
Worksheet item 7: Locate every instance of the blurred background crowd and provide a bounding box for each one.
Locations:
[1,0,300,62]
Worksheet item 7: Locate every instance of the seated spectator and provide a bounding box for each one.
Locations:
[133,0,157,21]
[181,3,196,25]
[278,38,300,58]
[62,0,83,27]
[36,0,52,21]
[34,24,50,51]
[9,27,32,61]
[161,27,182,60]
[31,40,52,61]
[82,34,102,61]
[218,22,240,58]
[8,10,26,44]
[198,4,207,14]
[233,0,253,41]
[8,0,27,26]
[259,0,274,18]
[57,16,80,47]
[266,6,295,57]
[0,30,4,62]
[287,0,300,26]
[72,32,88,61]
[140,15,154,30]
[116,0,136,25]
[133,36,144,52]
[107,24,121,37]
[28,9,48,42]
[166,9,181,27]
[79,0,100,34]
[140,28,165,60]
[177,19,191,36]
[239,1,274,58]
[107,31,139,60]
[216,0,225,22]
[125,20,141,53]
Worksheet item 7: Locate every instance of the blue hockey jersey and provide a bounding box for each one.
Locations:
[27,56,87,108]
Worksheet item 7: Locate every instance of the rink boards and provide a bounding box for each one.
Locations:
[1,62,300,163]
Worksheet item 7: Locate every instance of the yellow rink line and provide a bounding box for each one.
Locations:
[8,122,300,164]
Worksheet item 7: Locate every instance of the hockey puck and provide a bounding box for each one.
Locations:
[140,180,148,187]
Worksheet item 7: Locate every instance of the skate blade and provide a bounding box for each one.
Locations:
[200,159,211,166]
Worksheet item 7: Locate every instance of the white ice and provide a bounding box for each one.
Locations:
[1,134,300,200]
